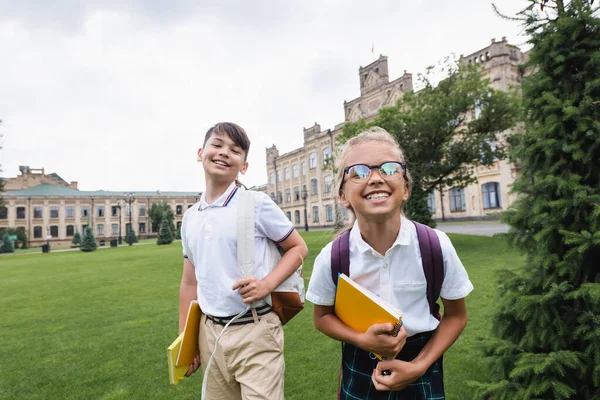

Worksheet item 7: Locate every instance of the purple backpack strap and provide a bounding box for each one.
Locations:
[413,221,444,320]
[331,230,351,285]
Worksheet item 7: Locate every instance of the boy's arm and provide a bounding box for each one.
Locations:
[179,258,198,333]
[233,230,308,303]
[372,297,468,391]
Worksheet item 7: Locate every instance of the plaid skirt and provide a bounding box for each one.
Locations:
[339,331,444,400]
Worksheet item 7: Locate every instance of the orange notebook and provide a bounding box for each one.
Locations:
[167,300,202,385]
[334,273,403,360]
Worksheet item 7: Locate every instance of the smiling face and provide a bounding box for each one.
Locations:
[339,141,409,223]
[198,132,248,185]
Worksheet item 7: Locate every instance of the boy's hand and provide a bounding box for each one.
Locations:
[358,324,407,359]
[233,277,270,303]
[371,359,424,391]
[185,355,201,377]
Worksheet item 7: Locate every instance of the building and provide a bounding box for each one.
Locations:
[266,37,528,229]
[0,166,202,247]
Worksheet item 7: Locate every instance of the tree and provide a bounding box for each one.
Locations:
[157,218,173,245]
[125,225,138,245]
[341,61,520,226]
[72,231,82,246]
[0,227,28,249]
[0,232,14,253]
[472,1,600,399]
[80,226,97,252]
[148,201,175,235]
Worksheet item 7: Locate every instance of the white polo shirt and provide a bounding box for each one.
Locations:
[182,182,295,317]
[306,216,474,336]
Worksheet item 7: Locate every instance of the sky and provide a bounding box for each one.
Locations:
[0,0,530,193]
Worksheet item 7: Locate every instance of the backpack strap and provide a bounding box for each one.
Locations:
[330,230,351,285]
[236,189,255,278]
[413,221,444,320]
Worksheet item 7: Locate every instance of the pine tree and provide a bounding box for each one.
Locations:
[125,225,138,245]
[157,217,173,245]
[473,1,600,399]
[80,227,97,252]
[72,231,82,246]
[0,232,14,253]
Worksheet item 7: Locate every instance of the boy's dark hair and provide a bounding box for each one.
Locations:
[203,122,251,160]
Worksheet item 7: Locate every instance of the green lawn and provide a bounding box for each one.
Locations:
[0,231,522,399]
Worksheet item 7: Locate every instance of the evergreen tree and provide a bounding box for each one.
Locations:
[80,227,97,252]
[72,231,82,246]
[0,232,14,253]
[125,225,138,245]
[473,1,600,399]
[157,217,173,245]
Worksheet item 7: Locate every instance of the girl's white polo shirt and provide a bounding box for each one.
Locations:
[181,182,295,318]
[306,216,474,337]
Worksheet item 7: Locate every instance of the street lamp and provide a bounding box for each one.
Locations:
[124,192,135,246]
[301,186,309,232]
[116,199,123,245]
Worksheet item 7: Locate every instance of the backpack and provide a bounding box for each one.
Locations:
[330,221,444,320]
[237,189,305,325]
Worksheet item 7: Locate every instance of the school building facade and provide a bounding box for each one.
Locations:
[0,166,202,247]
[266,37,528,229]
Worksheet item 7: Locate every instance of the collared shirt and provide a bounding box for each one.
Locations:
[306,216,474,336]
[182,182,295,317]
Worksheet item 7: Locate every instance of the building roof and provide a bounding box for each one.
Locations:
[4,184,201,198]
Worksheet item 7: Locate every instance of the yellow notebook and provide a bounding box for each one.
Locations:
[167,300,202,385]
[334,273,403,360]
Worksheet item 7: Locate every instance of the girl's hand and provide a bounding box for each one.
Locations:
[233,277,270,303]
[185,355,201,377]
[371,359,424,391]
[359,324,407,359]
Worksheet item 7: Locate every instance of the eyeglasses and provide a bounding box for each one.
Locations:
[339,161,407,190]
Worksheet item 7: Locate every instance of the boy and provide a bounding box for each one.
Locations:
[179,122,308,400]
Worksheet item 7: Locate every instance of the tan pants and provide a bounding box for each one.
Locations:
[199,311,285,400]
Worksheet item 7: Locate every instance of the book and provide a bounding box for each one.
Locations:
[167,300,202,385]
[334,273,403,360]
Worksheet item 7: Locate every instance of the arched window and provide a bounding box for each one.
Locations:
[482,182,501,209]
[427,192,436,213]
[312,206,319,223]
[326,205,334,222]
[449,187,466,212]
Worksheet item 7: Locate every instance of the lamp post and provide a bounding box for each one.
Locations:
[301,187,309,232]
[124,192,135,246]
[116,199,123,245]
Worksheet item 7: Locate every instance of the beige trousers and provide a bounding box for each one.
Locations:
[199,311,285,400]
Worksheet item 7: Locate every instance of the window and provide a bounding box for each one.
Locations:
[270,192,276,202]
[82,224,88,233]
[324,176,333,193]
[66,206,75,218]
[125,205,131,217]
[277,171,282,183]
[139,223,146,233]
[277,191,283,204]
[342,207,349,220]
[50,225,58,237]
[326,205,334,222]
[311,179,318,195]
[139,205,146,217]
[482,182,501,209]
[293,164,299,178]
[284,167,290,181]
[34,206,43,219]
[294,210,300,224]
[286,212,291,221]
[81,206,89,217]
[427,192,436,213]
[294,187,300,201]
[323,147,331,165]
[285,189,291,203]
[176,205,183,215]
[17,207,25,219]
[0,207,6,219]
[66,225,74,237]
[188,204,192,209]
[309,152,317,169]
[302,162,307,176]
[111,206,119,217]
[177,221,182,233]
[312,206,319,223]
[49,206,59,218]
[480,139,498,163]
[112,224,119,234]
[97,206,105,217]
[97,224,104,235]
[270,172,276,184]
[34,226,42,238]
[449,187,466,212]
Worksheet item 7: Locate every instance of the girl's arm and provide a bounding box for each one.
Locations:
[314,304,407,360]
[372,297,468,391]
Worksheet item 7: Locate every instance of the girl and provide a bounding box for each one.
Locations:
[306,127,473,399]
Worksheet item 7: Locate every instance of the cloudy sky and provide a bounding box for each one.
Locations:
[0,0,529,193]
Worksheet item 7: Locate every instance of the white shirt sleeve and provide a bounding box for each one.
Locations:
[436,230,474,300]
[255,192,295,242]
[305,242,337,306]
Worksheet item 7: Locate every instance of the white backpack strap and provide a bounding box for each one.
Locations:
[236,189,255,278]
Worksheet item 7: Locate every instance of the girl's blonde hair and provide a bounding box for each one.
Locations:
[334,126,413,231]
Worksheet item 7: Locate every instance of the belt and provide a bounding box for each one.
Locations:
[206,305,272,326]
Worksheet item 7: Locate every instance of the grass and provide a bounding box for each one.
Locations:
[0,231,523,399]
